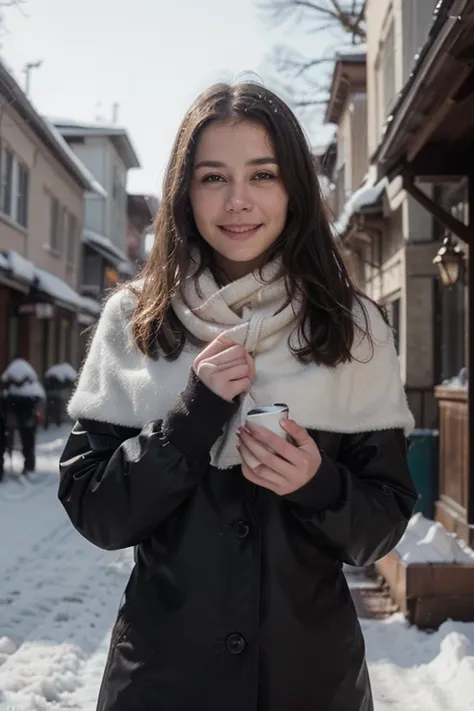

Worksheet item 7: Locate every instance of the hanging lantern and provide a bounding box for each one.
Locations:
[433,233,464,287]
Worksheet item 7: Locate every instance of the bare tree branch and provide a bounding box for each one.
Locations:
[258,0,366,124]
[0,0,28,45]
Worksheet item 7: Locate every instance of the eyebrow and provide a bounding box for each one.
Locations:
[194,157,278,169]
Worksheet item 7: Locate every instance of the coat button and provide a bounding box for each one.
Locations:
[226,633,246,655]
[233,520,250,539]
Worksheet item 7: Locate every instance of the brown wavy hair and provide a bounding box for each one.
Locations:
[129,81,384,365]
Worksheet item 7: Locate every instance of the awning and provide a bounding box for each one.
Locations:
[375,0,474,180]
[34,268,82,311]
[333,174,386,237]
[83,229,131,270]
[373,0,474,245]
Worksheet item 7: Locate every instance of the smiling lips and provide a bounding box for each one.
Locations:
[219,223,262,239]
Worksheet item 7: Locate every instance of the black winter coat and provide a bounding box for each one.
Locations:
[59,371,417,711]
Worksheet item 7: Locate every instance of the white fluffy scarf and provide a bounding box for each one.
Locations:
[68,261,414,469]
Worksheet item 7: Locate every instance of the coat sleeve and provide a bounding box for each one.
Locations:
[284,428,418,567]
[58,372,238,551]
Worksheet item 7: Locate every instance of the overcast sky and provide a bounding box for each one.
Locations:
[1,0,336,196]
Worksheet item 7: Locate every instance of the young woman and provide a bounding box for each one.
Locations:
[59,82,417,711]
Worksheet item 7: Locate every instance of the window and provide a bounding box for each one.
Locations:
[17,162,29,227]
[50,196,60,251]
[0,144,30,227]
[59,205,67,255]
[67,213,77,265]
[112,165,120,200]
[376,20,396,135]
[385,298,401,354]
[1,146,13,216]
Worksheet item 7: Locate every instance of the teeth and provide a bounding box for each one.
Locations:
[223,226,258,233]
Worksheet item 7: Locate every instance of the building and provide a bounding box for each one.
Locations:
[52,119,141,301]
[0,59,102,376]
[373,0,474,546]
[127,193,159,267]
[321,48,375,289]
[351,0,443,427]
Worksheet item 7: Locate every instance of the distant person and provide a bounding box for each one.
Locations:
[59,83,417,711]
[0,357,45,476]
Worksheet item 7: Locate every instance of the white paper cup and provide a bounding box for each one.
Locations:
[245,404,289,440]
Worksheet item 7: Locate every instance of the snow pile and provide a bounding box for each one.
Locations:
[440,367,467,390]
[45,363,77,383]
[333,174,386,235]
[1,359,38,384]
[396,513,474,564]
[1,359,46,400]
[363,614,474,711]
[35,268,82,309]
[6,250,35,284]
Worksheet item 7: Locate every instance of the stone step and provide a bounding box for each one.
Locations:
[345,565,399,619]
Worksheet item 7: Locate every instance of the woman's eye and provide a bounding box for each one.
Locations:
[202,174,224,183]
[254,171,277,181]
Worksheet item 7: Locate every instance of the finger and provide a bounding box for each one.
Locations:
[206,345,248,367]
[240,457,285,494]
[213,364,250,383]
[227,378,251,399]
[238,441,261,470]
[238,429,295,477]
[196,334,238,361]
[280,420,314,451]
[243,423,306,467]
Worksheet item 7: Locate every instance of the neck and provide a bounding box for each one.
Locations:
[213,253,266,282]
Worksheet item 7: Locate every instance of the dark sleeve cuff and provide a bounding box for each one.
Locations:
[284,453,342,512]
[161,370,239,458]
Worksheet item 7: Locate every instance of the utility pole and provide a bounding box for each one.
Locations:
[112,102,120,124]
[23,60,43,97]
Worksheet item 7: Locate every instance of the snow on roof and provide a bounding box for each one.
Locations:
[6,250,36,284]
[333,174,386,236]
[0,252,10,271]
[78,296,102,316]
[43,120,108,199]
[83,229,129,263]
[51,118,141,170]
[311,124,337,157]
[335,43,367,61]
[0,60,98,194]
[35,268,83,309]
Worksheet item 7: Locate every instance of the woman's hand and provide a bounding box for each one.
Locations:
[193,333,255,403]
[237,419,322,495]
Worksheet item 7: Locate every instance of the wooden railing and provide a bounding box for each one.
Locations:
[434,386,472,545]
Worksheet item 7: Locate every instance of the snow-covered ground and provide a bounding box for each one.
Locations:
[0,426,473,710]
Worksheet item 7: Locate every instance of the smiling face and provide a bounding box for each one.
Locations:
[189,120,289,281]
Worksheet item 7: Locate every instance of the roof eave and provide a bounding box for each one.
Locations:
[375,0,469,177]
[0,62,94,192]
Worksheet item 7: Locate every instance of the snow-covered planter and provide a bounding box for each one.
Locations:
[376,514,474,629]
[43,363,78,427]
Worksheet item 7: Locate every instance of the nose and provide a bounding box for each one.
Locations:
[224,181,253,212]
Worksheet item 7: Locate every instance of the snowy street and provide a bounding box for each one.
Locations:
[0,427,473,710]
